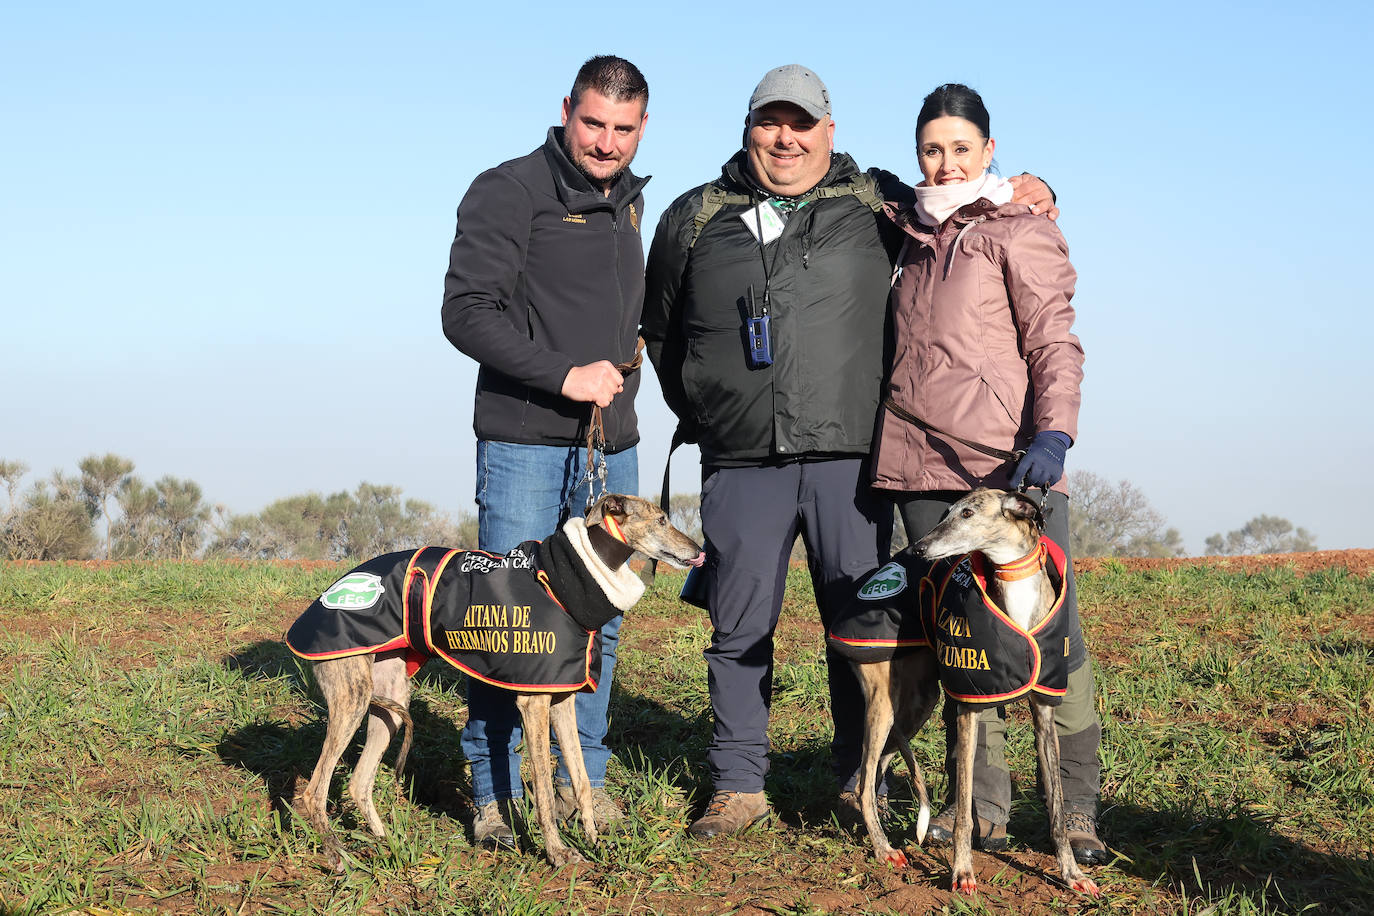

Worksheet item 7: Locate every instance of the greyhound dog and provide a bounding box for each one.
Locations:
[288,494,704,869]
[842,488,1099,896]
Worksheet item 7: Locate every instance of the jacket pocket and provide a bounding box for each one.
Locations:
[977,374,1020,434]
[681,336,712,426]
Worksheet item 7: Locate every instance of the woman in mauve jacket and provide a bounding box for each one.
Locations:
[873,83,1108,866]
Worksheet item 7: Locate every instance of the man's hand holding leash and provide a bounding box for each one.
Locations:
[562,361,625,408]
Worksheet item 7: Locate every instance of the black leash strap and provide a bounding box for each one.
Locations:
[881,397,1025,463]
[648,425,690,581]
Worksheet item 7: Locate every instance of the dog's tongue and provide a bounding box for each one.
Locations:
[687,552,706,567]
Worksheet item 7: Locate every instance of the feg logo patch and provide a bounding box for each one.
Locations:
[320,573,385,610]
[858,561,907,600]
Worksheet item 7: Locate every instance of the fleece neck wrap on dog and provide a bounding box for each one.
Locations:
[539,517,644,631]
[827,537,1070,708]
[285,518,637,693]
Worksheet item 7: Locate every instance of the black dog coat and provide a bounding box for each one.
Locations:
[828,538,1070,708]
[286,520,639,693]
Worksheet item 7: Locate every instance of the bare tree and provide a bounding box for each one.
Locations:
[79,453,135,559]
[1204,515,1317,555]
[1067,470,1187,558]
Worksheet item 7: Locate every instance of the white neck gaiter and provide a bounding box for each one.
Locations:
[913,172,1015,227]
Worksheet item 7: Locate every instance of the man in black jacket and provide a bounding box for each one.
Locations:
[442,55,649,850]
[641,64,1058,839]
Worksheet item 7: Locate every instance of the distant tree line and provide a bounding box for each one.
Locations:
[2,456,1319,562]
[0,454,476,561]
[667,468,1318,560]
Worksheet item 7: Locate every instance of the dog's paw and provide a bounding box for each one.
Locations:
[547,846,587,868]
[1069,876,1100,897]
[879,848,908,868]
[952,871,978,895]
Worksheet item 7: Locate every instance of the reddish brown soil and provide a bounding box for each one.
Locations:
[1074,548,1374,577]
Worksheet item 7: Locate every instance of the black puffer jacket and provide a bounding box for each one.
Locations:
[641,152,903,464]
[442,128,649,451]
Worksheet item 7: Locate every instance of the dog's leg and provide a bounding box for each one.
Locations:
[516,693,583,866]
[1031,699,1100,896]
[349,651,411,838]
[549,691,598,844]
[951,705,980,894]
[893,654,940,845]
[302,655,374,872]
[854,660,906,866]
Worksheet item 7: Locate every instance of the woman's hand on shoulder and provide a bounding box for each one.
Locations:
[1008,174,1059,221]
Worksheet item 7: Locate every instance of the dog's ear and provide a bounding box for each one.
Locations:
[589,493,626,526]
[1001,491,1042,525]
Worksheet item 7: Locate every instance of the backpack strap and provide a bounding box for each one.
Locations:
[687,173,883,250]
[688,184,753,249]
[810,173,883,212]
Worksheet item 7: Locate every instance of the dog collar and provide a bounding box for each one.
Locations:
[602,514,628,544]
[992,541,1046,582]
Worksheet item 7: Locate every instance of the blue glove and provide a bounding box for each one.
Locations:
[1010,431,1072,490]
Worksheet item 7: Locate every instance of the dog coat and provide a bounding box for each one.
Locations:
[827,537,1070,708]
[286,518,644,693]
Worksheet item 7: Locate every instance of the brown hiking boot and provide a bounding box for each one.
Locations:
[1066,811,1108,865]
[473,800,516,851]
[834,790,888,833]
[554,785,626,827]
[687,790,770,839]
[923,802,1008,851]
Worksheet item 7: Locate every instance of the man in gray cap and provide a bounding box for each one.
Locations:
[640,64,1060,839]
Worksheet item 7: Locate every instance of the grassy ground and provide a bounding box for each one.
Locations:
[0,556,1370,914]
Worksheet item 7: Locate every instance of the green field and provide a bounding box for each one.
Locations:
[0,558,1370,914]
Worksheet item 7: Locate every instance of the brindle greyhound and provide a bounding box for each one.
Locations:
[294,494,703,869]
[850,488,1099,896]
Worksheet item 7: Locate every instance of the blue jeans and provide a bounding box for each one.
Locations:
[465,439,638,805]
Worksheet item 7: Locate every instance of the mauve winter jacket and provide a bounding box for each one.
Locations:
[872,198,1083,495]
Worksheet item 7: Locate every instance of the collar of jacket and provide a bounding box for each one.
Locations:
[535,517,645,631]
[718,149,861,199]
[887,196,1028,245]
[542,127,650,216]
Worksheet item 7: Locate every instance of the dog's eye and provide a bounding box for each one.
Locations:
[961,508,975,519]
[658,516,666,526]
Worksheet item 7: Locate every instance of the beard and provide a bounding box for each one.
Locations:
[563,135,628,189]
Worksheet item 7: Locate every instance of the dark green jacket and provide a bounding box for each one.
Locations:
[641,152,905,464]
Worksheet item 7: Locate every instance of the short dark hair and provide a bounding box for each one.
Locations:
[915,83,990,141]
[569,55,649,111]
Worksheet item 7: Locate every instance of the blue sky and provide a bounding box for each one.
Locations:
[4,1,1371,552]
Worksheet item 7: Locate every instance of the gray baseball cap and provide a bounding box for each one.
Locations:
[748,64,830,120]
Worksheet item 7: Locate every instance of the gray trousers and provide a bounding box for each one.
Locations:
[699,459,891,793]
[893,489,1101,821]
